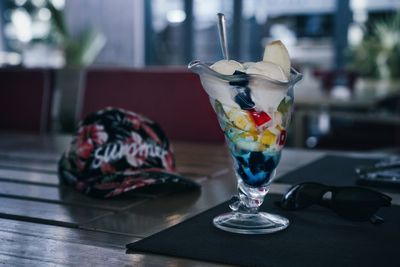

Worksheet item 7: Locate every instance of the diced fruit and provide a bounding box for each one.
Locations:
[229,71,249,87]
[211,60,245,75]
[269,127,281,136]
[261,129,278,146]
[214,100,228,119]
[278,129,287,146]
[246,61,288,82]
[248,109,272,130]
[232,70,246,75]
[227,108,257,133]
[277,96,292,114]
[263,40,291,78]
[233,87,255,110]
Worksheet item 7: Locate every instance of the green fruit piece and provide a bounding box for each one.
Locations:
[277,96,292,115]
[214,100,228,119]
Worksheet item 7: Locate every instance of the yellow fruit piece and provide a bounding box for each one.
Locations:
[261,129,278,146]
[228,109,257,133]
[234,115,249,130]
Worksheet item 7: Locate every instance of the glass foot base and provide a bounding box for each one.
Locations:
[213,212,289,234]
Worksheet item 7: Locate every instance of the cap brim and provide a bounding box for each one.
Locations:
[111,170,201,198]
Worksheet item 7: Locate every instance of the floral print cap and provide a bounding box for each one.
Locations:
[58,107,200,198]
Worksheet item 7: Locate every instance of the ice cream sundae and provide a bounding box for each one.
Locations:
[189,14,302,234]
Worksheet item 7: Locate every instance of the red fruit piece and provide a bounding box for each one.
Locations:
[248,109,272,127]
[279,129,287,145]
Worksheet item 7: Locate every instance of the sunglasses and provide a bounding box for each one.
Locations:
[276,182,392,224]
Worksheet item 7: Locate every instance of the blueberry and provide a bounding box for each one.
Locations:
[235,156,248,167]
[264,157,277,173]
[228,72,255,109]
[248,152,265,174]
[233,70,246,75]
[229,71,248,86]
[234,153,280,187]
[238,166,272,187]
[234,87,255,110]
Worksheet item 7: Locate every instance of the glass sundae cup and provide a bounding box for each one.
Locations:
[189,60,302,234]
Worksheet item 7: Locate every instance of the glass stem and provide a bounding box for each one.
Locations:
[230,181,270,214]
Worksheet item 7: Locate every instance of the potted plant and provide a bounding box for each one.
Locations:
[49,3,106,132]
[349,11,400,97]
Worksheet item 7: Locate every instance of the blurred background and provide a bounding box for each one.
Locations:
[0,0,399,151]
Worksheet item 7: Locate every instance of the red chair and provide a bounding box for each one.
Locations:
[0,68,53,133]
[81,68,224,142]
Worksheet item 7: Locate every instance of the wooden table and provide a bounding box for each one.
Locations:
[0,132,396,266]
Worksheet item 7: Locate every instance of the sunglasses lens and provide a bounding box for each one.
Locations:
[281,183,327,210]
[332,188,389,220]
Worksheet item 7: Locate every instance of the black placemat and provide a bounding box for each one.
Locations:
[126,193,399,267]
[275,155,400,192]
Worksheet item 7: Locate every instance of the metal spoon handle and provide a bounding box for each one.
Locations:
[217,13,229,60]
